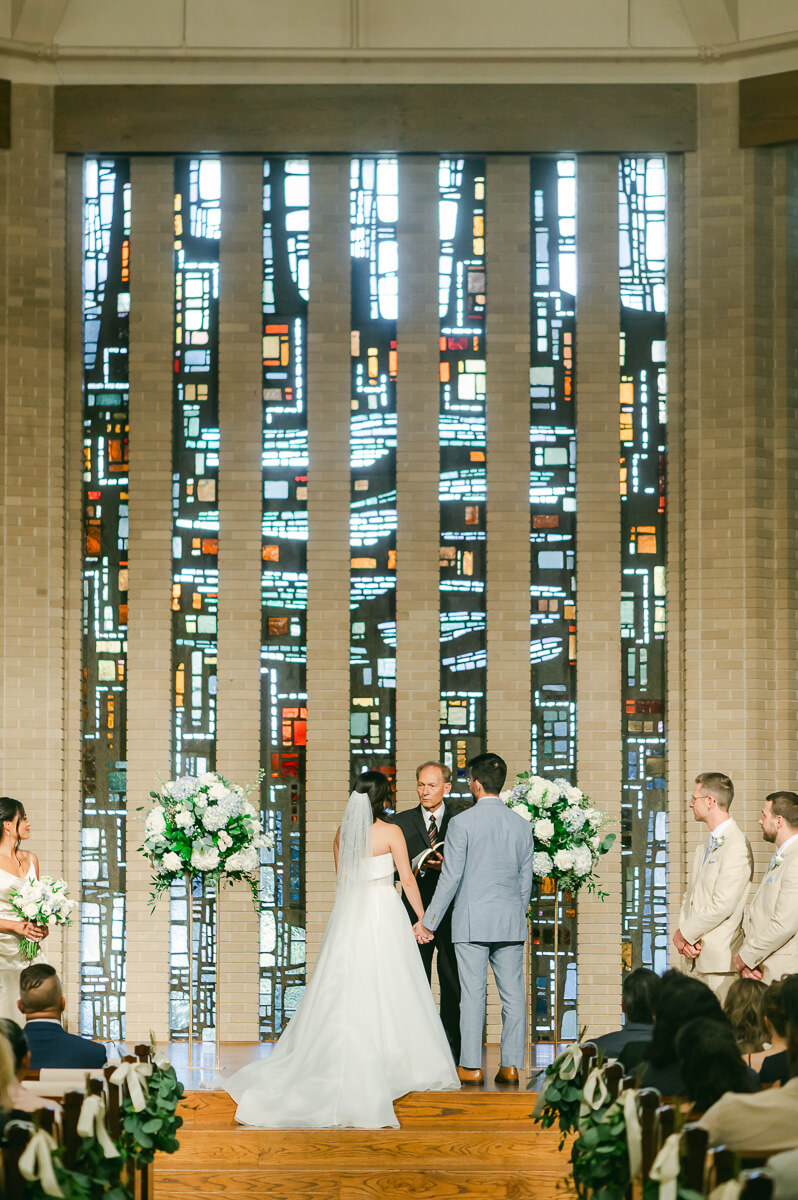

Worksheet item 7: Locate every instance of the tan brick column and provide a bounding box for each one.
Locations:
[0,84,69,970]
[485,155,532,1045]
[305,157,351,967]
[682,85,778,888]
[575,155,623,1035]
[216,156,263,1041]
[396,157,440,810]
[126,157,174,1041]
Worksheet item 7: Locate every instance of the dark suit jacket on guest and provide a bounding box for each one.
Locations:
[391,803,461,1059]
[24,1020,107,1071]
[588,1022,654,1060]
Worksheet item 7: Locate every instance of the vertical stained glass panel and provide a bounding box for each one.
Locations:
[528,157,578,1040]
[619,157,668,973]
[80,157,130,1040]
[260,158,309,1035]
[349,158,398,789]
[438,159,487,799]
[170,157,221,1040]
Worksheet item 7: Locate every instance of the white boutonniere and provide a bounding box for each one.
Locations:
[713,834,726,848]
[773,852,785,869]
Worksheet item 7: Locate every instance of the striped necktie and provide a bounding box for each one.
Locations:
[428,813,439,848]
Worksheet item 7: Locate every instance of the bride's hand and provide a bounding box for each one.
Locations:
[15,921,45,941]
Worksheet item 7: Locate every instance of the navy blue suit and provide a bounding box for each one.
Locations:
[24,1021,107,1071]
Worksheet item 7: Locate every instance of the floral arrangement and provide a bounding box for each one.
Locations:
[531,1042,587,1146]
[500,772,614,895]
[140,771,272,904]
[9,875,75,959]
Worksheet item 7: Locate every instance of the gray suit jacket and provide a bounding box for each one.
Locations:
[424,795,535,943]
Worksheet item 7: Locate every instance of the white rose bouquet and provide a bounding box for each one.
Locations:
[140,770,273,906]
[500,772,614,897]
[8,876,76,960]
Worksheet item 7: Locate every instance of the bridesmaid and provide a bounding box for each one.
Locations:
[0,798,48,1025]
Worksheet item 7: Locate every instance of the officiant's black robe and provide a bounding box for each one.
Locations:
[391,803,461,1061]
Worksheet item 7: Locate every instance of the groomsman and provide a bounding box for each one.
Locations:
[391,761,461,1060]
[734,791,798,983]
[674,772,753,1000]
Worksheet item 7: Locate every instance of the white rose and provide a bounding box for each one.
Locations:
[534,818,555,844]
[201,803,227,832]
[174,807,195,830]
[162,852,184,872]
[589,834,602,851]
[533,851,553,878]
[209,782,227,800]
[499,789,514,804]
[511,803,532,822]
[145,809,167,836]
[562,784,583,804]
[586,808,603,831]
[191,846,220,871]
[225,846,258,873]
[199,773,217,785]
[527,779,548,802]
[553,849,574,872]
[571,844,593,876]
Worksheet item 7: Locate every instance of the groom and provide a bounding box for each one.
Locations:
[416,752,535,1086]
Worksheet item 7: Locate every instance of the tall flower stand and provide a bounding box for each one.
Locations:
[185,873,224,1071]
[527,879,563,1049]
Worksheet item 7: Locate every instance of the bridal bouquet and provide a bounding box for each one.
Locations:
[8,876,76,959]
[500,773,614,895]
[140,771,272,905]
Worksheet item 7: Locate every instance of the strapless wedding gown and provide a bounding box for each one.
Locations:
[0,863,45,1026]
[225,852,460,1128]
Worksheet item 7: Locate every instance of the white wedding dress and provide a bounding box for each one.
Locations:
[0,863,46,1026]
[225,792,459,1129]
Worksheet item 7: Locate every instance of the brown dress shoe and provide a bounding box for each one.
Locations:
[457,1066,484,1085]
[494,1066,519,1084]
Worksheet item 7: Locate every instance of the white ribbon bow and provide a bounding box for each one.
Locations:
[151,1049,172,1072]
[110,1061,153,1111]
[77,1093,120,1159]
[649,1132,681,1200]
[532,1044,583,1117]
[580,1067,610,1117]
[709,1183,742,1200]
[18,1128,64,1198]
[622,1089,643,1179]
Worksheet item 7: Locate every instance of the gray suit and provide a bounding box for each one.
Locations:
[424,795,535,1069]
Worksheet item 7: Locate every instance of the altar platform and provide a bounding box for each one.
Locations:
[153,1043,571,1200]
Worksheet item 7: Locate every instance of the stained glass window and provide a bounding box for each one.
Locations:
[619,157,668,973]
[438,159,487,799]
[80,157,130,1040]
[528,157,578,1040]
[169,157,221,1040]
[260,158,309,1035]
[349,158,398,789]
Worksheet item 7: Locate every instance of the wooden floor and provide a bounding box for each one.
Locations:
[155,1045,572,1199]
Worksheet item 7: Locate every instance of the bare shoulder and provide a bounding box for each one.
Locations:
[25,850,39,875]
[373,818,397,855]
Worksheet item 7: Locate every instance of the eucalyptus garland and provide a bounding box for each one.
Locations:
[572,1097,630,1200]
[120,1061,184,1164]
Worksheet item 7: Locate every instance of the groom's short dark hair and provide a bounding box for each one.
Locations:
[467,753,507,795]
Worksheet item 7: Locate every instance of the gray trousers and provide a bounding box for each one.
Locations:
[455,941,526,1070]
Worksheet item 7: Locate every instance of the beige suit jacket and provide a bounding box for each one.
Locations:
[739,835,798,982]
[678,819,753,973]
[698,1077,798,1155]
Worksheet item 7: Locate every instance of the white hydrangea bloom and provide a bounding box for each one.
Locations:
[534,817,555,844]
[191,846,220,871]
[209,782,228,800]
[533,851,554,878]
[200,803,227,831]
[162,851,184,872]
[553,849,575,871]
[571,844,593,876]
[174,807,195,830]
[225,846,259,873]
[145,808,167,836]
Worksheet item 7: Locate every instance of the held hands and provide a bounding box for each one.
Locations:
[733,951,763,980]
[673,928,701,960]
[413,921,434,945]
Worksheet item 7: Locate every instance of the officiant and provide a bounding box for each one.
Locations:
[391,761,461,1060]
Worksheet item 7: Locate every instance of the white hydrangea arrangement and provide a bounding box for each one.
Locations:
[140,771,273,905]
[8,876,76,960]
[500,772,614,896]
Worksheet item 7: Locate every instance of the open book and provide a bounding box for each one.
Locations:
[412,840,445,874]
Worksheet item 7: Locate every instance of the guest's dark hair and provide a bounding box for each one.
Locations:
[353,771,391,823]
[647,970,728,1068]
[466,753,507,795]
[762,979,788,1039]
[675,1017,759,1112]
[723,976,768,1054]
[781,973,798,1078]
[0,1019,28,1074]
[622,967,661,1025]
[19,963,62,1013]
[0,797,25,857]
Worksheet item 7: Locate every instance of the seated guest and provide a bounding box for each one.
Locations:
[0,1018,61,1116]
[724,976,768,1059]
[756,978,791,1084]
[767,1146,798,1199]
[18,964,106,1070]
[620,970,730,1095]
[675,1017,759,1113]
[588,967,660,1059]
[698,974,798,1154]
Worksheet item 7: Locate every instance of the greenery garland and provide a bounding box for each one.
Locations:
[572,1097,630,1200]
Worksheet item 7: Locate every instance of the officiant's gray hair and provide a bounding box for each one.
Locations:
[415,761,451,783]
[695,772,734,810]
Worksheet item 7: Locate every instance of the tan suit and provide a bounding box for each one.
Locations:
[739,833,798,983]
[698,1077,798,1155]
[679,818,753,999]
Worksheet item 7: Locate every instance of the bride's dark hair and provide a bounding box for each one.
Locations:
[353,772,391,823]
[0,797,25,859]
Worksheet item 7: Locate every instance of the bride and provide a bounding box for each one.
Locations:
[0,797,48,1025]
[225,771,460,1128]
